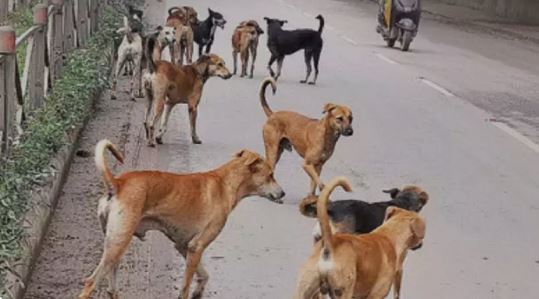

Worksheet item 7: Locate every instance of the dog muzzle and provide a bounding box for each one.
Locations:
[411,243,423,251]
[342,127,354,136]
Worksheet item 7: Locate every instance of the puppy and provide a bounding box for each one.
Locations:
[112,16,143,101]
[300,185,429,242]
[264,15,324,84]
[232,20,264,78]
[143,52,232,146]
[78,140,285,299]
[194,8,226,57]
[295,177,426,299]
[259,77,353,195]
[166,6,198,65]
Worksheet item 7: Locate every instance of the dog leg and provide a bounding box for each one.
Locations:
[275,57,284,80]
[240,49,249,77]
[198,44,204,58]
[232,50,238,75]
[187,40,193,64]
[249,44,257,79]
[310,49,321,85]
[267,55,277,77]
[169,43,176,65]
[111,53,127,100]
[179,41,185,66]
[148,97,165,147]
[303,163,324,195]
[294,255,323,299]
[106,265,119,299]
[393,269,403,299]
[155,103,173,144]
[301,50,313,84]
[143,82,153,140]
[188,104,202,144]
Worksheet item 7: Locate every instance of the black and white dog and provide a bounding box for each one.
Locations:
[193,8,226,57]
[264,15,324,85]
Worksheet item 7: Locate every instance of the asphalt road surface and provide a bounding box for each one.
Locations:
[24,0,539,298]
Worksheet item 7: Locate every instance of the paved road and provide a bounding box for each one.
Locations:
[25,0,539,298]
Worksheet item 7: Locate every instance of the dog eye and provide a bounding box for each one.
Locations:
[337,117,344,122]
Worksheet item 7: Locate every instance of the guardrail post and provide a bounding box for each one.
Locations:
[28,4,48,111]
[89,0,98,34]
[64,0,75,51]
[50,0,64,81]
[77,0,88,46]
[0,1,8,25]
[0,26,17,155]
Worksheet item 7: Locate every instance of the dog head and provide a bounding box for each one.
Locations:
[241,20,264,35]
[209,8,226,29]
[383,185,429,212]
[264,17,287,28]
[234,149,285,203]
[183,6,199,26]
[322,103,354,137]
[155,25,176,46]
[196,54,232,80]
[384,207,426,251]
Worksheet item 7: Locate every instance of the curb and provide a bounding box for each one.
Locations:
[3,89,105,299]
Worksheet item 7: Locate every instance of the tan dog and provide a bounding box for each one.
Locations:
[78,140,285,299]
[143,53,232,146]
[232,20,264,78]
[295,177,426,299]
[166,6,198,65]
[259,77,354,195]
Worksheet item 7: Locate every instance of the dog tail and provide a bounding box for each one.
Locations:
[316,15,324,33]
[168,6,182,16]
[145,34,157,73]
[259,77,276,117]
[318,177,352,254]
[95,139,124,192]
[299,195,318,218]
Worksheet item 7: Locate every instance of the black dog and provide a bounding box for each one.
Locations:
[300,185,429,242]
[263,15,324,85]
[193,8,226,57]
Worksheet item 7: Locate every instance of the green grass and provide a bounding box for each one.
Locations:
[0,8,121,298]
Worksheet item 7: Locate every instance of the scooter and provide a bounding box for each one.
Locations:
[376,0,421,51]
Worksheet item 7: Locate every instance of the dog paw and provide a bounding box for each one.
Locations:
[110,94,117,100]
[308,81,316,85]
[192,137,202,144]
[300,80,307,84]
[156,137,163,144]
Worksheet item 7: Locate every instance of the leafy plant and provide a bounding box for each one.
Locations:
[0,8,121,297]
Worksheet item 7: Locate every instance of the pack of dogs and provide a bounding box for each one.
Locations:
[79,4,429,299]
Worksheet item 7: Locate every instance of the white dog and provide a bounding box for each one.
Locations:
[111,15,144,101]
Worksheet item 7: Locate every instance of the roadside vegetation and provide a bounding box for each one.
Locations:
[0,7,121,297]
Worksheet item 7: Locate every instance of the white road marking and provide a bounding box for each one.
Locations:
[375,53,398,65]
[419,77,455,97]
[340,35,358,46]
[303,11,313,18]
[490,121,539,154]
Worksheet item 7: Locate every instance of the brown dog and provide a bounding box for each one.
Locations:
[166,6,198,65]
[294,177,426,299]
[78,140,285,299]
[232,20,264,78]
[259,77,354,195]
[143,53,232,146]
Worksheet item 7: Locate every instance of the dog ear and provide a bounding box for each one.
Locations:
[264,17,270,22]
[410,217,426,239]
[280,20,287,26]
[156,25,163,31]
[418,191,429,206]
[382,188,400,199]
[384,206,399,222]
[208,8,214,15]
[234,149,261,167]
[322,103,337,114]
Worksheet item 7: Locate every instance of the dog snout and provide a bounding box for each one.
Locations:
[411,242,423,251]
[343,127,354,136]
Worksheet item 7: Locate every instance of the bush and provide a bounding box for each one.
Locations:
[0,7,121,296]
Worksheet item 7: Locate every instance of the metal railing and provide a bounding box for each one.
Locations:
[0,0,104,157]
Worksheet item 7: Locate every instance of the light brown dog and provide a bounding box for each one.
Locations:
[166,6,198,65]
[143,53,232,146]
[232,20,264,78]
[78,140,285,299]
[259,77,354,195]
[295,177,426,299]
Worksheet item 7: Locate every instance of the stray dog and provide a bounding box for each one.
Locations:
[194,8,226,57]
[259,77,353,195]
[300,185,429,242]
[166,6,198,65]
[143,51,232,146]
[78,140,285,299]
[232,20,264,78]
[112,16,143,101]
[145,25,176,64]
[294,177,426,299]
[264,15,324,84]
